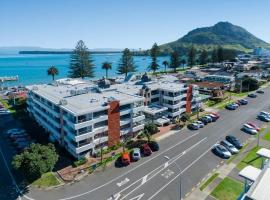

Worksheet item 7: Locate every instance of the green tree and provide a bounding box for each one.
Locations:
[12,143,59,181]
[69,40,95,79]
[118,48,136,77]
[102,62,112,79]
[217,46,224,62]
[211,48,218,63]
[180,59,187,69]
[242,76,259,92]
[199,49,208,65]
[169,51,180,73]
[188,46,196,67]
[162,60,169,74]
[148,43,160,74]
[47,66,59,81]
[144,122,158,135]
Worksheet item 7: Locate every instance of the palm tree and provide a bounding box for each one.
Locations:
[162,60,169,74]
[102,62,112,79]
[47,66,59,81]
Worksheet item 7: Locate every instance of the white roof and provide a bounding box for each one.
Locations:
[246,164,270,200]
[144,104,168,115]
[239,166,261,182]
[257,148,270,159]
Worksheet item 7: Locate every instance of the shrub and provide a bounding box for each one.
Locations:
[74,157,87,167]
[144,123,158,135]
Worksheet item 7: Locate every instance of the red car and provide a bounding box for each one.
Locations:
[247,122,260,131]
[121,152,131,166]
[210,112,220,118]
[140,143,152,156]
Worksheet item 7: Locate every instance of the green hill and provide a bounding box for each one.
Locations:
[160,22,270,54]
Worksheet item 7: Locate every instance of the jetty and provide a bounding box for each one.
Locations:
[0,75,19,82]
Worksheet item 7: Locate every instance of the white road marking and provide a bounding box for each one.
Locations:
[116,178,130,187]
[147,144,215,200]
[141,175,147,185]
[164,161,169,168]
[119,137,207,200]
[58,132,201,200]
[161,169,175,179]
[129,193,144,200]
[107,193,121,200]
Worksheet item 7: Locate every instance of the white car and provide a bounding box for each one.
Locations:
[220,140,239,154]
[242,124,258,135]
[260,111,270,118]
[194,121,204,128]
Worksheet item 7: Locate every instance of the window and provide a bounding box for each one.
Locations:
[94,120,108,128]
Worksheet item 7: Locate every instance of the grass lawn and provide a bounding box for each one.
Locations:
[236,146,262,170]
[225,91,248,97]
[215,99,233,109]
[200,173,219,191]
[211,177,244,200]
[31,172,61,188]
[263,130,270,142]
[227,143,248,164]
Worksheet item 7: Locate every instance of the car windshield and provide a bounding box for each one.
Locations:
[133,153,139,156]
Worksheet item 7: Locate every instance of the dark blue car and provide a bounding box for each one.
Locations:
[238,99,248,105]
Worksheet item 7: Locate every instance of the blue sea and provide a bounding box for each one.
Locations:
[0,53,169,86]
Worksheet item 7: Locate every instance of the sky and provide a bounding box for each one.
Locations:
[1,0,270,49]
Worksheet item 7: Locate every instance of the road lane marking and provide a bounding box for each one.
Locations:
[58,131,201,200]
[164,161,169,168]
[161,169,175,179]
[107,193,121,200]
[147,144,214,200]
[116,178,130,187]
[129,193,144,200]
[141,175,147,185]
[119,137,207,200]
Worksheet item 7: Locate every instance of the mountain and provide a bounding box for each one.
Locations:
[160,22,270,54]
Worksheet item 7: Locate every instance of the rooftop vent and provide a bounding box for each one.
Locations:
[59,99,67,105]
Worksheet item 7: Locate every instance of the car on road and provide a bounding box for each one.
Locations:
[121,152,131,166]
[212,144,232,159]
[220,140,239,154]
[247,122,260,131]
[238,99,248,105]
[256,90,264,94]
[260,111,270,118]
[207,114,219,122]
[187,123,200,130]
[225,103,238,110]
[226,135,243,149]
[258,114,270,122]
[194,120,204,128]
[248,93,257,98]
[140,143,152,156]
[242,124,258,135]
[131,148,141,161]
[148,141,159,151]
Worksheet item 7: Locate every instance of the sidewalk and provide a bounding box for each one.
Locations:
[185,126,270,200]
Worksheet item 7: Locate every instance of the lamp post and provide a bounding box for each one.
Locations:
[164,156,182,200]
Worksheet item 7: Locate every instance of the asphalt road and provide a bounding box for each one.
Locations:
[1,87,270,200]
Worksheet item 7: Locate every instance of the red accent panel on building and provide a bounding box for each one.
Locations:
[108,101,120,147]
[186,85,193,113]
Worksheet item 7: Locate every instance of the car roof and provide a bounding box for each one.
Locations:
[244,124,253,128]
[221,140,232,146]
[122,152,130,158]
[133,148,140,153]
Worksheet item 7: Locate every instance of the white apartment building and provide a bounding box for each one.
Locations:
[26,79,145,159]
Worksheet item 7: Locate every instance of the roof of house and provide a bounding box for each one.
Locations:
[193,81,224,89]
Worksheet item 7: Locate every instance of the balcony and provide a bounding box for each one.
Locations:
[133,105,144,113]
[73,115,108,130]
[133,124,144,132]
[163,94,186,101]
[120,128,132,136]
[133,115,145,123]
[93,136,108,145]
[33,106,60,128]
[32,97,59,118]
[120,108,132,116]
[120,118,132,126]
[75,142,95,154]
[93,126,108,134]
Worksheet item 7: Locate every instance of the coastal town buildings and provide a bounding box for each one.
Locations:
[26,76,201,158]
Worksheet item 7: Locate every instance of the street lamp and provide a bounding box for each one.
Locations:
[164,156,182,200]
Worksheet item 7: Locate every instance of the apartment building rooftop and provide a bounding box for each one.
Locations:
[26,78,144,115]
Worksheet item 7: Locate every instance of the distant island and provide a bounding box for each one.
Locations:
[19,50,122,54]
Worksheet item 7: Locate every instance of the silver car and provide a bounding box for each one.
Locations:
[132,148,141,161]
[220,140,239,154]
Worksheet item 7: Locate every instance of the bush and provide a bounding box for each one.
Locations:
[144,123,158,135]
[74,157,87,167]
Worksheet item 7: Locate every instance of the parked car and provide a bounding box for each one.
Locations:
[194,120,204,128]
[140,143,152,156]
[242,124,258,135]
[225,103,238,110]
[238,99,248,105]
[210,112,220,118]
[256,90,264,94]
[121,152,131,166]
[247,122,260,131]
[260,111,270,118]
[212,144,232,159]
[248,93,257,98]
[220,140,239,154]
[258,114,270,122]
[148,141,159,151]
[207,114,219,122]
[226,135,243,149]
[131,148,141,161]
[199,117,209,125]
[187,123,200,130]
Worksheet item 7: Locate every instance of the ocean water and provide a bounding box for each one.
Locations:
[0,53,169,86]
